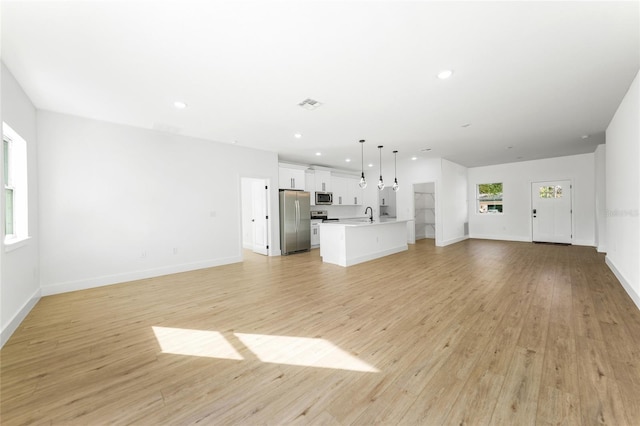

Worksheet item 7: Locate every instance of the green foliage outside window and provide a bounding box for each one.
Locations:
[478,183,502,195]
[477,182,503,213]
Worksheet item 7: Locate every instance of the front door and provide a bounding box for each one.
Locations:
[531,180,572,244]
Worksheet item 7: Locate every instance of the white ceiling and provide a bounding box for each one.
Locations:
[2,1,639,170]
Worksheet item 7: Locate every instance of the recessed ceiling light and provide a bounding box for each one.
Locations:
[411,156,417,161]
[437,69,453,79]
[345,158,351,162]
[506,146,513,150]
[315,152,322,156]
[294,133,302,139]
[421,148,432,152]
[581,134,590,139]
[173,101,187,109]
[461,123,471,128]
[368,163,374,168]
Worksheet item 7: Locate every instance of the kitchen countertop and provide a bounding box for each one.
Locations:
[321,218,407,226]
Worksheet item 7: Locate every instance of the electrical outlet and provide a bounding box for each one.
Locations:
[173,247,178,255]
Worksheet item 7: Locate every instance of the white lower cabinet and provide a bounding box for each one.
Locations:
[311,222,320,246]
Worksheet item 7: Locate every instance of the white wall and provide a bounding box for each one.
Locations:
[605,70,639,309]
[1,63,41,347]
[395,157,441,243]
[392,157,468,247]
[467,153,596,246]
[441,159,469,245]
[594,144,606,252]
[38,111,280,295]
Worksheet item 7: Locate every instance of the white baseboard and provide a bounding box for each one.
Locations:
[468,234,531,243]
[1,288,41,348]
[573,239,596,247]
[597,245,607,253]
[345,244,408,266]
[41,256,243,296]
[605,256,640,311]
[437,235,469,247]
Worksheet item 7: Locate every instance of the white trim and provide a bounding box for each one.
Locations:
[437,235,470,247]
[605,256,640,311]
[572,239,596,247]
[4,235,32,252]
[469,234,530,243]
[597,245,607,253]
[41,256,242,296]
[1,288,41,348]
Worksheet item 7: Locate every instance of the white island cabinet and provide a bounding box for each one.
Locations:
[319,220,409,267]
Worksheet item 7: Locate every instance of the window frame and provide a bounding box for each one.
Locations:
[3,123,29,248]
[476,182,504,214]
[4,137,15,238]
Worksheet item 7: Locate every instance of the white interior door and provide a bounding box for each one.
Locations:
[531,180,572,244]
[251,180,268,255]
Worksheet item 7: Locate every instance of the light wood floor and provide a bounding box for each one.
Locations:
[2,239,639,425]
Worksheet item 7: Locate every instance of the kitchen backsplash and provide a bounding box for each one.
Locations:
[323,205,366,219]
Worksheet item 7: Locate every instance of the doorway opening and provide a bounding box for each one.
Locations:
[414,182,435,241]
[240,177,270,256]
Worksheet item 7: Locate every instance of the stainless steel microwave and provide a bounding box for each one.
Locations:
[315,192,333,205]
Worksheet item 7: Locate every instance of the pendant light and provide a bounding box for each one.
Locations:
[377,145,385,190]
[358,139,367,189]
[392,150,399,192]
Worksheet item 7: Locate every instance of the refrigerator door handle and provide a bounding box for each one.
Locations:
[295,199,299,232]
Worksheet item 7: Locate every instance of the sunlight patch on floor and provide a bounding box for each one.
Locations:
[152,326,244,360]
[151,326,378,372]
[235,333,379,372]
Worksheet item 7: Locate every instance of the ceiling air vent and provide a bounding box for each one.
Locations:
[298,98,322,110]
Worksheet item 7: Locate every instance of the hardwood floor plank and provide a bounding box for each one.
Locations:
[575,336,629,425]
[490,346,545,426]
[1,240,639,425]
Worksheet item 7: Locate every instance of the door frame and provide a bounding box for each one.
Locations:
[412,181,439,245]
[530,179,573,244]
[240,176,273,257]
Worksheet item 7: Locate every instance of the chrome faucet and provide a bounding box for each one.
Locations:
[364,206,373,222]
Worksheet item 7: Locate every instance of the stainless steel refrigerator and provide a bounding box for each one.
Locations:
[279,190,311,255]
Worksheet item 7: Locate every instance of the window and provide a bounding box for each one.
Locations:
[539,185,563,198]
[477,182,503,213]
[3,123,28,245]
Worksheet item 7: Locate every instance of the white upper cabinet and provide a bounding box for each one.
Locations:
[379,187,391,206]
[331,174,361,205]
[346,176,363,205]
[279,165,305,190]
[314,170,332,193]
[379,187,396,215]
[305,171,316,205]
[331,176,348,205]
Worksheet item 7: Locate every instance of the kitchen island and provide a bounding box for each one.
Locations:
[319,219,409,267]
